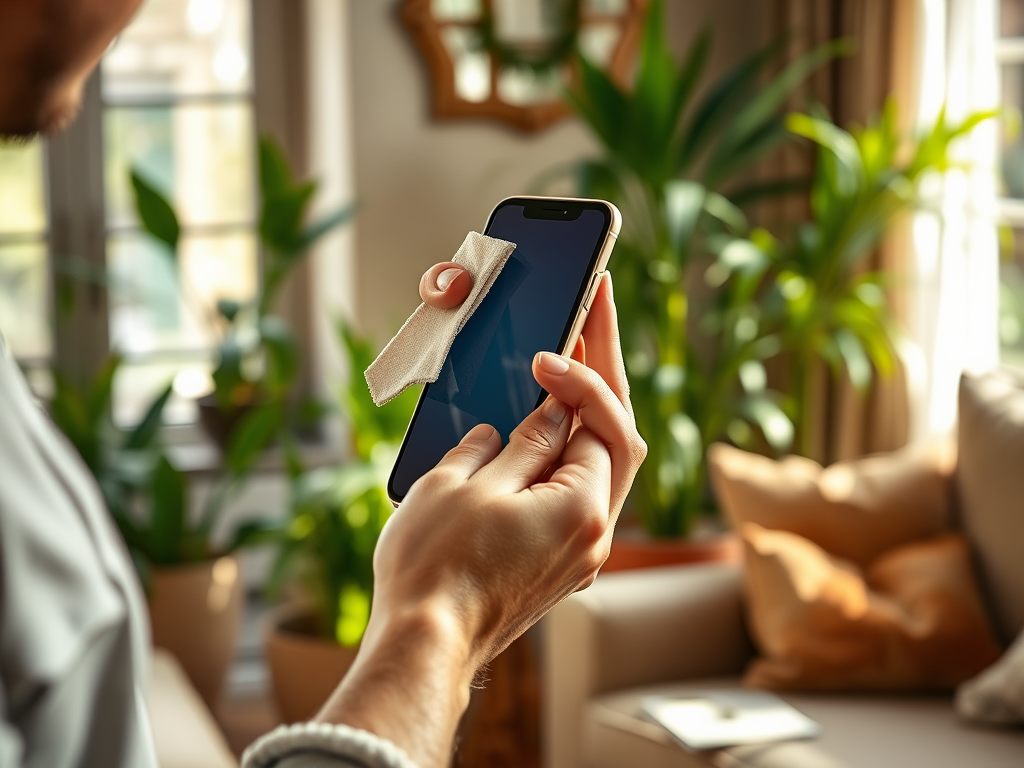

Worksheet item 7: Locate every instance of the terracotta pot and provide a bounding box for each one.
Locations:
[601,525,741,573]
[264,605,359,723]
[148,555,244,706]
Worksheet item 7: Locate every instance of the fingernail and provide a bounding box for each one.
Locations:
[436,267,463,291]
[540,397,569,427]
[537,352,570,375]
[464,423,496,442]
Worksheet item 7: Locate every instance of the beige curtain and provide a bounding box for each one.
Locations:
[763,0,919,463]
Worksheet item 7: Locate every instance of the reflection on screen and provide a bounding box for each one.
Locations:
[390,204,608,499]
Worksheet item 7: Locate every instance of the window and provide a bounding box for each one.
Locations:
[998,0,1024,368]
[102,0,257,425]
[0,140,49,370]
[0,0,311,431]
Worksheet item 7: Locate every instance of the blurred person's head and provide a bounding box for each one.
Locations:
[0,0,141,137]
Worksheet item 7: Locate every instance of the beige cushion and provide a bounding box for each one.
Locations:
[740,525,1001,691]
[584,678,1024,768]
[147,648,237,768]
[708,443,954,568]
[957,369,1024,643]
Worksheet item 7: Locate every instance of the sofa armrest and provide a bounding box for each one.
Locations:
[148,648,238,768]
[542,561,751,768]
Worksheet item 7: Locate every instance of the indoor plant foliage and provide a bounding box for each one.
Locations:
[48,356,274,703]
[710,102,996,456]
[131,135,354,447]
[560,0,841,537]
[47,355,273,577]
[268,322,419,648]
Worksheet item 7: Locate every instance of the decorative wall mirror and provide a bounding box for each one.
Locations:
[400,0,647,132]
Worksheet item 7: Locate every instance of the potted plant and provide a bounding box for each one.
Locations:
[131,135,354,450]
[48,356,279,704]
[710,102,995,456]
[262,322,419,723]
[554,0,842,561]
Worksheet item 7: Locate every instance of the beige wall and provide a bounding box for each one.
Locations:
[347,0,769,339]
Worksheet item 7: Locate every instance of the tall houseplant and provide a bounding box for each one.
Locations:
[711,102,996,456]
[131,135,354,448]
[263,321,419,722]
[48,356,274,703]
[560,0,842,537]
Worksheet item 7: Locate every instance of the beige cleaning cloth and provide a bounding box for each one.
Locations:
[364,231,517,406]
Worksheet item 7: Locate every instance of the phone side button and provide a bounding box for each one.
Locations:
[583,271,604,311]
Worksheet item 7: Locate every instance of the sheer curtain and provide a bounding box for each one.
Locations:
[906,0,1001,442]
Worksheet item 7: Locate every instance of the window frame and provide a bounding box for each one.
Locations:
[20,0,321,448]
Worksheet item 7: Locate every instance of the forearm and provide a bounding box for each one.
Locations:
[315,601,476,768]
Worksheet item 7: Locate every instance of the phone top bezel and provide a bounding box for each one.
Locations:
[386,196,620,505]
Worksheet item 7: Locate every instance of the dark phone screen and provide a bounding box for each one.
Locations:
[388,200,611,501]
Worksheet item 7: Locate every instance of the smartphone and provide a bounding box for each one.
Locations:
[387,196,621,504]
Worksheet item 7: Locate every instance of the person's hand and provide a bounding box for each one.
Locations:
[317,274,645,768]
[418,262,472,309]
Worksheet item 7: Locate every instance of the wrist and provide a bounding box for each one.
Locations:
[315,596,477,768]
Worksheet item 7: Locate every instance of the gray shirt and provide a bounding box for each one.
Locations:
[0,339,415,768]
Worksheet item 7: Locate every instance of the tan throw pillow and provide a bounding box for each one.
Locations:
[741,523,1002,691]
[708,442,955,568]
[957,369,1024,644]
[957,626,1024,724]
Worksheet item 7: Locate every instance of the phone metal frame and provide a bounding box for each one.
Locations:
[387,195,622,506]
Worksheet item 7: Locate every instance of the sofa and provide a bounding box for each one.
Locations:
[543,370,1024,768]
[148,648,237,768]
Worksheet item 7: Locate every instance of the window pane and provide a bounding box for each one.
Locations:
[1001,64,1024,198]
[432,0,481,21]
[0,140,46,234]
[1002,230,1024,368]
[104,103,256,229]
[0,242,50,359]
[113,359,208,427]
[102,0,252,100]
[107,230,257,355]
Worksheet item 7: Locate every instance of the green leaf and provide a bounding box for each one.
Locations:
[744,396,794,451]
[123,383,173,451]
[130,170,180,253]
[786,114,862,195]
[676,36,787,174]
[713,38,849,165]
[258,136,292,197]
[87,355,121,428]
[664,180,705,253]
[566,53,629,151]
[226,518,288,552]
[723,176,811,207]
[149,455,187,564]
[217,298,242,323]
[224,403,282,477]
[835,329,872,392]
[297,204,357,252]
[259,316,300,395]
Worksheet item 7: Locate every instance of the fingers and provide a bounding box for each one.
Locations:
[474,396,573,493]
[419,262,473,309]
[531,351,646,512]
[570,335,586,365]
[432,423,502,480]
[580,273,632,416]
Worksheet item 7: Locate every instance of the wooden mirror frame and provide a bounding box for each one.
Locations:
[400,0,647,133]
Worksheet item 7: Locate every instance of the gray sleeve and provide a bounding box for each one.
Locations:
[0,621,158,768]
[242,723,419,768]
